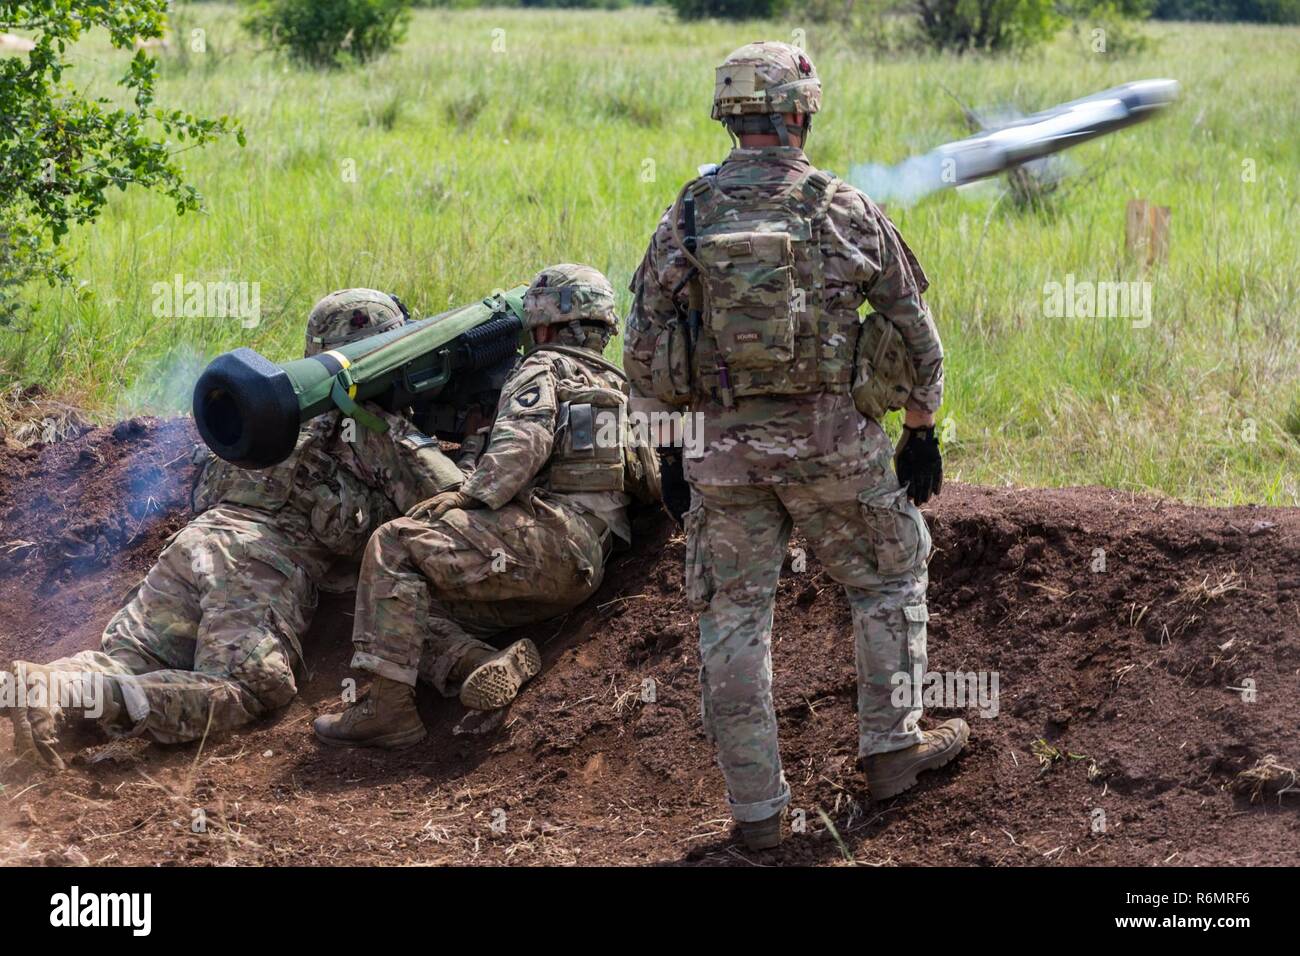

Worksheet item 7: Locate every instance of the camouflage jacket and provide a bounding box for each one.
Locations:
[193,406,464,556]
[625,146,943,485]
[460,346,632,543]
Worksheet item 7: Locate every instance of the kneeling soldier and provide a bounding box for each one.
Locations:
[314,264,656,749]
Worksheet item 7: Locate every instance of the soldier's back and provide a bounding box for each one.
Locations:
[683,148,882,488]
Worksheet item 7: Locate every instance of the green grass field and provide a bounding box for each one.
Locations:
[2,6,1297,504]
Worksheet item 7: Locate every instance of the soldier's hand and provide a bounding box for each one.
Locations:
[894,425,943,506]
[658,448,691,527]
[407,490,484,521]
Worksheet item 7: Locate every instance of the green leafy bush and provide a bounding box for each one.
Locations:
[0,0,240,325]
[667,0,786,19]
[240,0,413,68]
[1062,0,1154,15]
[914,0,1064,51]
[409,0,648,6]
[1066,0,1154,55]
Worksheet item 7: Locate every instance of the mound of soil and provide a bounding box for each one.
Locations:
[1,418,1297,866]
[0,417,195,664]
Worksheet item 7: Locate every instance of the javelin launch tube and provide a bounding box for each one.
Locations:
[193,286,528,468]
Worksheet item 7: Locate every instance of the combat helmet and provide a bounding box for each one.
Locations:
[712,41,821,146]
[522,264,618,349]
[305,288,409,357]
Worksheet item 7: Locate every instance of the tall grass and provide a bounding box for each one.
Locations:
[2,6,1297,504]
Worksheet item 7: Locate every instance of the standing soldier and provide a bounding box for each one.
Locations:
[3,290,467,768]
[624,42,967,850]
[313,264,656,749]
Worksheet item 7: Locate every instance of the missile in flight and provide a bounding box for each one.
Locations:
[850,79,1180,206]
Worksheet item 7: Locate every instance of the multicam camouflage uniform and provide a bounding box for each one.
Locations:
[624,43,945,822]
[348,265,633,700]
[7,291,464,764]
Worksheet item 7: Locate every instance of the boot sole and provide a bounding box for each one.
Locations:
[313,724,427,750]
[869,722,970,800]
[459,640,542,711]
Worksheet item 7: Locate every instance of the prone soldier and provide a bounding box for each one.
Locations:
[2,290,467,768]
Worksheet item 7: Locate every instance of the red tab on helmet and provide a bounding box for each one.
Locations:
[798,55,811,75]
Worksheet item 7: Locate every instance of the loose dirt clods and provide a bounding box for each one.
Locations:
[1,418,1297,866]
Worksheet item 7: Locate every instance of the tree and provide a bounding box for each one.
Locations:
[0,1,242,325]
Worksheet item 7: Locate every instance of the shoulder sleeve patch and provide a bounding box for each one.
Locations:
[498,361,557,419]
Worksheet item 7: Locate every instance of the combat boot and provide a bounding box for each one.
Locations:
[312,677,427,749]
[862,718,970,800]
[736,811,784,851]
[458,639,542,711]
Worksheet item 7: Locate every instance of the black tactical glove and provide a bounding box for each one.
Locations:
[894,425,943,506]
[658,448,691,527]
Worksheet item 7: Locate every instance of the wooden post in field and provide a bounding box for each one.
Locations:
[1126,199,1171,267]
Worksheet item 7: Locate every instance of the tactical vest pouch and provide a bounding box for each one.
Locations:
[625,431,662,505]
[650,318,693,407]
[697,230,796,370]
[307,471,383,556]
[191,448,303,514]
[549,386,627,493]
[397,433,467,494]
[851,313,916,421]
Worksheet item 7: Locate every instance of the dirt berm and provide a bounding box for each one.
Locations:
[0,417,1296,865]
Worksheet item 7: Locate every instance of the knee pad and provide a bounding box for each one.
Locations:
[227,629,298,712]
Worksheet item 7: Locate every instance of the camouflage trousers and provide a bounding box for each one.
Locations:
[351,494,611,694]
[46,508,334,744]
[685,458,932,823]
